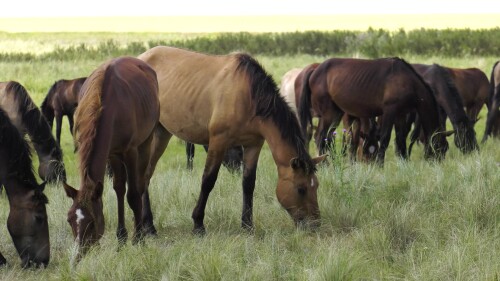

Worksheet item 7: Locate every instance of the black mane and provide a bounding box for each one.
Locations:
[7,81,64,161]
[235,54,315,172]
[0,108,38,187]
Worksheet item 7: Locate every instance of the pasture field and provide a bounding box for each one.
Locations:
[0,35,499,280]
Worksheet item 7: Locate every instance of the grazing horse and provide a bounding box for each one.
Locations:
[62,57,159,251]
[41,77,86,146]
[138,46,326,235]
[410,63,478,153]
[0,81,66,183]
[0,108,50,268]
[299,57,449,163]
[185,142,243,172]
[483,61,500,141]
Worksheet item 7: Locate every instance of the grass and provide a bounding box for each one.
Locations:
[0,38,499,280]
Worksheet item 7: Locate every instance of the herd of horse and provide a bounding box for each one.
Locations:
[1,46,499,267]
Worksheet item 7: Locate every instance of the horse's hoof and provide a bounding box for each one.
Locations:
[241,222,255,233]
[143,224,158,236]
[192,226,206,236]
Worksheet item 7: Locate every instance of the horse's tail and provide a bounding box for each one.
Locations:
[298,68,315,140]
[40,81,58,129]
[483,61,500,142]
[487,61,500,110]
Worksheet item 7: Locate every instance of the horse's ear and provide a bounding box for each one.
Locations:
[443,130,455,137]
[312,154,328,166]
[290,157,305,171]
[92,181,104,200]
[39,181,47,192]
[63,182,78,199]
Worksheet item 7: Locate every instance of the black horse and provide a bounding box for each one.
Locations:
[0,108,50,268]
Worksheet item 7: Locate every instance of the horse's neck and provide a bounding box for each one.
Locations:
[1,178,30,204]
[258,119,298,172]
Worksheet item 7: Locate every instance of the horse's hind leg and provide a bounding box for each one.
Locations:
[142,124,172,235]
[191,137,226,234]
[241,143,263,230]
[124,147,146,244]
[109,156,128,244]
[377,109,397,164]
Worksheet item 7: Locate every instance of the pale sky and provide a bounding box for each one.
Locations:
[1,0,498,17]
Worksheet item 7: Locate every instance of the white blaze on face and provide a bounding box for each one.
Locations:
[369,145,376,154]
[76,209,85,225]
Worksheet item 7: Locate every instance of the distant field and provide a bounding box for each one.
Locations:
[0,14,499,33]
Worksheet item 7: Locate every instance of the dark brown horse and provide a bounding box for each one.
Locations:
[139,46,326,235]
[62,57,159,251]
[483,61,500,141]
[0,81,66,183]
[299,57,449,163]
[0,108,50,268]
[41,77,86,146]
[410,63,478,154]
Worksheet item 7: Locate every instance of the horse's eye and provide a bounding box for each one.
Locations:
[297,186,306,196]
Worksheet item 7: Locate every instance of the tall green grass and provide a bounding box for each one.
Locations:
[0,41,499,280]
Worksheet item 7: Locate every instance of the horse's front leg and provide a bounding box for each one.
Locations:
[376,109,397,164]
[109,156,128,245]
[123,148,145,244]
[191,138,226,235]
[241,143,263,230]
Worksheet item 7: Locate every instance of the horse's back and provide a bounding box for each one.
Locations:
[449,67,489,105]
[311,58,416,117]
[280,68,302,113]
[139,46,252,143]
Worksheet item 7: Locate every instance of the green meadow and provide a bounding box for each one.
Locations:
[0,30,499,280]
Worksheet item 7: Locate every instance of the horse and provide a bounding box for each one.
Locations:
[299,57,449,163]
[185,142,243,172]
[62,57,160,251]
[138,46,326,235]
[408,63,478,154]
[446,66,490,124]
[0,81,66,183]
[483,61,500,141]
[41,77,87,146]
[0,108,50,268]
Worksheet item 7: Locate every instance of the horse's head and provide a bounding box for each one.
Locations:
[425,131,450,160]
[276,155,327,229]
[454,121,479,154]
[38,155,66,183]
[63,181,104,252]
[7,182,50,268]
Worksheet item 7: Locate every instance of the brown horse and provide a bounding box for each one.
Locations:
[138,46,325,235]
[41,77,86,146]
[483,61,500,141]
[62,57,159,251]
[446,66,490,123]
[0,108,50,268]
[411,63,478,154]
[299,57,449,163]
[0,81,66,183]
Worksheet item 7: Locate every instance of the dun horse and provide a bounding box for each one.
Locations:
[0,81,66,183]
[139,46,325,235]
[299,57,449,163]
[62,57,159,251]
[41,77,86,146]
[0,108,50,268]
[483,61,500,141]
[411,63,478,154]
